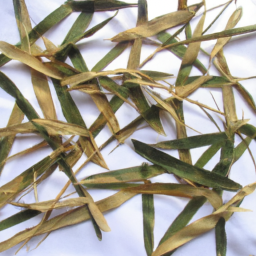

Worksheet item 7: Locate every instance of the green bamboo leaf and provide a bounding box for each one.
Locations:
[195,141,224,168]
[185,76,231,88]
[13,0,32,52]
[200,106,222,132]
[142,184,154,256]
[215,217,227,256]
[0,210,41,232]
[81,164,166,184]
[62,12,94,45]
[151,132,226,150]
[239,124,256,140]
[92,42,130,72]
[140,70,173,80]
[234,83,256,113]
[233,136,252,162]
[66,0,137,12]
[132,139,242,191]
[202,0,233,34]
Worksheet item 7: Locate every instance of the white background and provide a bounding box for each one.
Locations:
[0,0,256,255]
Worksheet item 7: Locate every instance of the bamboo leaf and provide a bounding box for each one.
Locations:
[153,183,256,256]
[31,69,57,120]
[132,139,242,191]
[0,191,136,252]
[110,10,195,42]
[0,104,24,174]
[0,41,64,79]
[151,132,227,150]
[66,0,137,12]
[32,119,90,137]
[125,183,222,209]
[11,198,91,212]
[0,210,41,232]
[81,164,166,184]
[215,217,227,256]
[142,183,154,256]
[210,7,242,64]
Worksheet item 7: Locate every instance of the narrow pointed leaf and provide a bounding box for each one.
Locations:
[142,184,154,256]
[110,10,194,42]
[215,217,227,256]
[0,42,63,79]
[151,132,227,150]
[125,183,222,209]
[132,139,242,191]
[81,164,166,184]
[0,104,24,174]
[0,191,136,252]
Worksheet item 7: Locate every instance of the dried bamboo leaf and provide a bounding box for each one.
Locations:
[32,119,90,137]
[176,9,206,86]
[88,202,111,232]
[7,140,48,162]
[31,69,57,120]
[0,122,39,136]
[0,42,63,79]
[125,183,222,209]
[132,139,242,191]
[110,10,195,42]
[151,132,227,150]
[0,191,136,252]
[175,75,212,97]
[0,104,24,174]
[11,198,91,212]
[61,69,150,87]
[210,7,242,63]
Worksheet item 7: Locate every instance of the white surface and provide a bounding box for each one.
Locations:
[0,0,256,255]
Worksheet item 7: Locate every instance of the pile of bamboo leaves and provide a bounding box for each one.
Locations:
[0,0,256,255]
